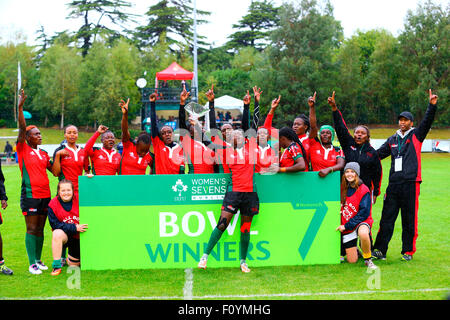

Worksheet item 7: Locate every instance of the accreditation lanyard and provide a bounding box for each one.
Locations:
[358,143,366,156]
[395,135,405,172]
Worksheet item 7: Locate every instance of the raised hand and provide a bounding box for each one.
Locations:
[97,125,109,134]
[180,84,190,105]
[119,98,130,114]
[18,89,27,109]
[271,95,281,110]
[243,90,251,105]
[429,89,438,105]
[253,86,263,103]
[327,91,336,110]
[205,84,215,102]
[149,89,158,103]
[308,91,317,108]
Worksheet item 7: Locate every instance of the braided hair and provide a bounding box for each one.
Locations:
[279,126,307,160]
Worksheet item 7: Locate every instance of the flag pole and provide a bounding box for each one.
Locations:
[193,0,198,102]
[16,61,21,125]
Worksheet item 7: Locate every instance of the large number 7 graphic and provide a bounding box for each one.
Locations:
[297,201,328,260]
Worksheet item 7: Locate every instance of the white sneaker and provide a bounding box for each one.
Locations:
[240,262,251,273]
[198,258,207,269]
[29,264,42,275]
[364,259,378,270]
[35,260,48,271]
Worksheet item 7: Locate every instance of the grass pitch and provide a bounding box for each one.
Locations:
[0,152,449,300]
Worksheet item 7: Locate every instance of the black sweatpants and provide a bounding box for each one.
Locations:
[374,181,420,256]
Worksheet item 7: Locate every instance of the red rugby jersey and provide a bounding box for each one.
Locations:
[54,144,89,194]
[48,194,80,239]
[211,135,233,173]
[180,134,215,174]
[152,137,185,175]
[254,144,278,173]
[222,139,269,192]
[119,140,153,175]
[341,184,373,234]
[85,132,120,175]
[279,142,307,171]
[308,137,344,171]
[90,147,121,175]
[298,133,311,164]
[17,142,52,199]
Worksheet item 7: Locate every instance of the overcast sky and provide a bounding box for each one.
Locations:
[0,0,447,47]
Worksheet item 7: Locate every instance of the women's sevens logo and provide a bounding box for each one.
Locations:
[172,179,188,196]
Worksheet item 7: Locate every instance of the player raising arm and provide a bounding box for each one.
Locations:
[118,98,153,175]
[149,91,185,174]
[308,92,344,177]
[17,89,53,274]
[84,125,121,176]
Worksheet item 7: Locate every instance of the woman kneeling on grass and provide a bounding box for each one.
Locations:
[337,162,377,269]
[48,180,88,276]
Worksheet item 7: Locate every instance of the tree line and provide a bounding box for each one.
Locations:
[0,0,448,131]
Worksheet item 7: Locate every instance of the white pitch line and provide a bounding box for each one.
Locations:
[1,287,448,300]
[183,268,194,300]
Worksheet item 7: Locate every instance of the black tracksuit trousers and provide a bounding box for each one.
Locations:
[374,181,420,256]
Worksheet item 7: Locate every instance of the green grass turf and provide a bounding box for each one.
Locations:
[0,154,449,300]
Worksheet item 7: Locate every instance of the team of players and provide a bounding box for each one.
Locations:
[0,86,437,275]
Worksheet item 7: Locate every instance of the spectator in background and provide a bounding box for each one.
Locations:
[13,140,18,163]
[4,142,12,164]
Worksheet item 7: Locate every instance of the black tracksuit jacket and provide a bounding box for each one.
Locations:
[376,103,437,184]
[333,109,383,196]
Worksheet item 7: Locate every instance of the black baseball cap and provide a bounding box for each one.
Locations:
[398,111,414,121]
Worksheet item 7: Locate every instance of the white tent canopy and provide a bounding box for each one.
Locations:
[203,95,243,130]
[204,95,244,114]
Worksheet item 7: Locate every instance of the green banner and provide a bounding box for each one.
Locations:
[79,172,341,270]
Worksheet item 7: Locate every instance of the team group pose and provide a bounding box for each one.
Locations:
[0,85,437,275]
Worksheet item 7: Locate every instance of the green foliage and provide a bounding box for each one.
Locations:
[251,0,343,127]
[134,0,210,50]
[398,0,449,125]
[34,44,82,129]
[204,68,252,102]
[67,0,135,57]
[227,0,280,51]
[0,42,38,123]
[75,39,142,130]
[0,0,448,128]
